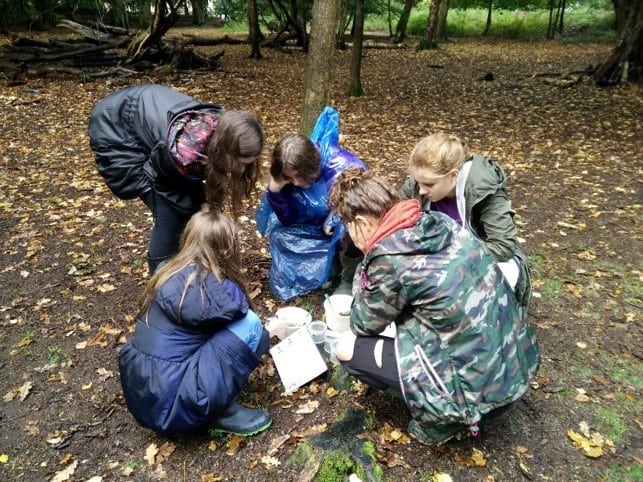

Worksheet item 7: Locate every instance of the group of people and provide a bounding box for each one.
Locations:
[89,83,540,445]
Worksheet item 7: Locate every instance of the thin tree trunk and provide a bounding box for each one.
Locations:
[422,0,441,49]
[349,0,365,96]
[192,0,207,26]
[394,0,414,43]
[248,0,263,59]
[558,0,566,34]
[483,0,492,35]
[437,0,449,40]
[126,0,181,60]
[300,0,341,134]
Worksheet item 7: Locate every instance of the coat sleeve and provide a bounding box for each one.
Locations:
[266,188,299,226]
[473,190,520,262]
[350,255,409,336]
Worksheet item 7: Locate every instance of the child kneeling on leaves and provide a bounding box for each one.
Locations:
[119,208,271,436]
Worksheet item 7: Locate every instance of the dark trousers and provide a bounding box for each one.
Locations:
[140,190,190,272]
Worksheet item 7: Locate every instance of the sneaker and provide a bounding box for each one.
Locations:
[209,403,272,437]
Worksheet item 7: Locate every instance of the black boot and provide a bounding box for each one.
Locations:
[210,402,272,437]
[147,254,171,275]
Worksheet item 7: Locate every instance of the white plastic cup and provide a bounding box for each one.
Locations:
[276,306,312,339]
[307,321,327,345]
[324,330,341,365]
[324,294,353,332]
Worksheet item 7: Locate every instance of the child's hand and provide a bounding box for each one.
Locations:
[323,213,340,235]
[268,176,290,192]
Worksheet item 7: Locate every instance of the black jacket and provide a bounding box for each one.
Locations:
[88,84,223,215]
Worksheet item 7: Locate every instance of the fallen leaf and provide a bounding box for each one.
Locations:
[267,434,291,455]
[261,455,281,467]
[225,435,244,456]
[144,443,158,465]
[19,381,33,401]
[293,424,327,439]
[433,474,453,482]
[50,460,78,482]
[295,400,319,414]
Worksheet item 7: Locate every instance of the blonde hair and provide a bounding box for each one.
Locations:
[206,110,264,216]
[138,208,248,321]
[409,132,470,175]
[328,168,398,223]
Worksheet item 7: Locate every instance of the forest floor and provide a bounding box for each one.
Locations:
[0,27,641,482]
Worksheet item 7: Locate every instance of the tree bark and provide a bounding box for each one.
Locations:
[349,0,365,96]
[437,0,449,40]
[595,0,643,85]
[394,0,414,43]
[422,0,441,49]
[484,0,492,35]
[192,0,208,26]
[126,0,181,60]
[248,0,263,59]
[300,0,341,134]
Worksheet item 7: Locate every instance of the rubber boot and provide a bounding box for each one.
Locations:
[209,402,272,437]
[147,254,171,275]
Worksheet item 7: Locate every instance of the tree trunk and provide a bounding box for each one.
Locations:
[394,0,415,43]
[437,0,449,40]
[421,0,441,49]
[558,0,567,33]
[192,0,208,26]
[595,0,643,85]
[337,0,352,49]
[349,0,365,96]
[126,0,181,60]
[300,0,341,134]
[483,0,492,35]
[248,0,263,59]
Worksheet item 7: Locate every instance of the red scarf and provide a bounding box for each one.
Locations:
[365,199,421,254]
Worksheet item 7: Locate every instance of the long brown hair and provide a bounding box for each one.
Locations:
[271,134,321,185]
[138,208,249,321]
[206,110,264,216]
[329,168,398,223]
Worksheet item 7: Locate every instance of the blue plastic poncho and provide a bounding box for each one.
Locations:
[256,107,366,301]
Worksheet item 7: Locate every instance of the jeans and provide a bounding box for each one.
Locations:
[226,310,270,356]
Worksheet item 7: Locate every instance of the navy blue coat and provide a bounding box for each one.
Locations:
[119,265,262,434]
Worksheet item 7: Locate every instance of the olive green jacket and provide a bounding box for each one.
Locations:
[399,155,531,313]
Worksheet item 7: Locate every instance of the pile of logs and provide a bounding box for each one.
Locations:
[0,20,228,83]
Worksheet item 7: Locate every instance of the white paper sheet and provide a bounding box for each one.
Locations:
[269,327,328,393]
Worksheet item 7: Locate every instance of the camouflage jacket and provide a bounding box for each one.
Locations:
[350,203,540,444]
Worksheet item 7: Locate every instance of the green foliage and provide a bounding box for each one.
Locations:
[600,463,643,482]
[402,5,614,41]
[290,441,317,465]
[317,450,354,482]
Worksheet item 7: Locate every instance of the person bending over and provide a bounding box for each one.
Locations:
[89,84,264,273]
[399,132,531,315]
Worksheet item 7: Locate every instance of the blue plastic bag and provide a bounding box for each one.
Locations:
[256,106,366,300]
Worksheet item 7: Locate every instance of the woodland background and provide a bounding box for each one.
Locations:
[0,1,642,481]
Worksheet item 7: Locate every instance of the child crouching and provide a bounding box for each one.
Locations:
[118,208,271,436]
